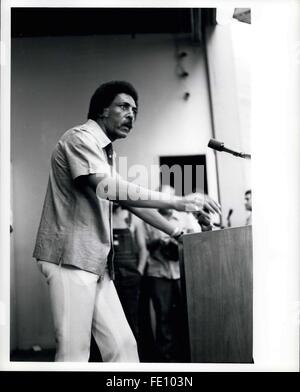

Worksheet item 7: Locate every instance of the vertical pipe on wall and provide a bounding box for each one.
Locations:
[199,9,223,226]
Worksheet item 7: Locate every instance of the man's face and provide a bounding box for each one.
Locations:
[244,193,252,211]
[102,93,137,141]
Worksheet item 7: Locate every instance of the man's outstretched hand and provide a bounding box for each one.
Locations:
[175,193,221,219]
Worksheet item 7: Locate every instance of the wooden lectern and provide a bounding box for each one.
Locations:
[180,226,253,363]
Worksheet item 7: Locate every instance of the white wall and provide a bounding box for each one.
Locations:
[251,3,300,371]
[11,33,217,349]
[205,20,251,227]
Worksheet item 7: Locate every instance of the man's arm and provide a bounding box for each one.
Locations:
[74,173,221,217]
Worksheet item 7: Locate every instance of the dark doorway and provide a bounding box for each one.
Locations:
[159,155,207,196]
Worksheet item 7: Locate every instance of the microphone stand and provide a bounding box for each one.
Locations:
[222,147,251,159]
[208,139,251,159]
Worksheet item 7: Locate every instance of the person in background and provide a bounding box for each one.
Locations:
[244,189,252,225]
[143,185,201,362]
[112,203,147,346]
[194,209,215,231]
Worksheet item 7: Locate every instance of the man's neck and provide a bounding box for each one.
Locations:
[95,118,115,142]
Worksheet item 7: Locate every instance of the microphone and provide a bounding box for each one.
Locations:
[226,208,233,228]
[208,138,251,159]
[227,209,233,219]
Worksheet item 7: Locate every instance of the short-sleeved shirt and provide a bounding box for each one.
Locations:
[33,119,116,277]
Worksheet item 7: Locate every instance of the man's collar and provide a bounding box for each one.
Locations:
[84,119,111,148]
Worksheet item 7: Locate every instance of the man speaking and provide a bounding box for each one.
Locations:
[33,80,221,362]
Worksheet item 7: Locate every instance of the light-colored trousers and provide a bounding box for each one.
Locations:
[37,260,139,362]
